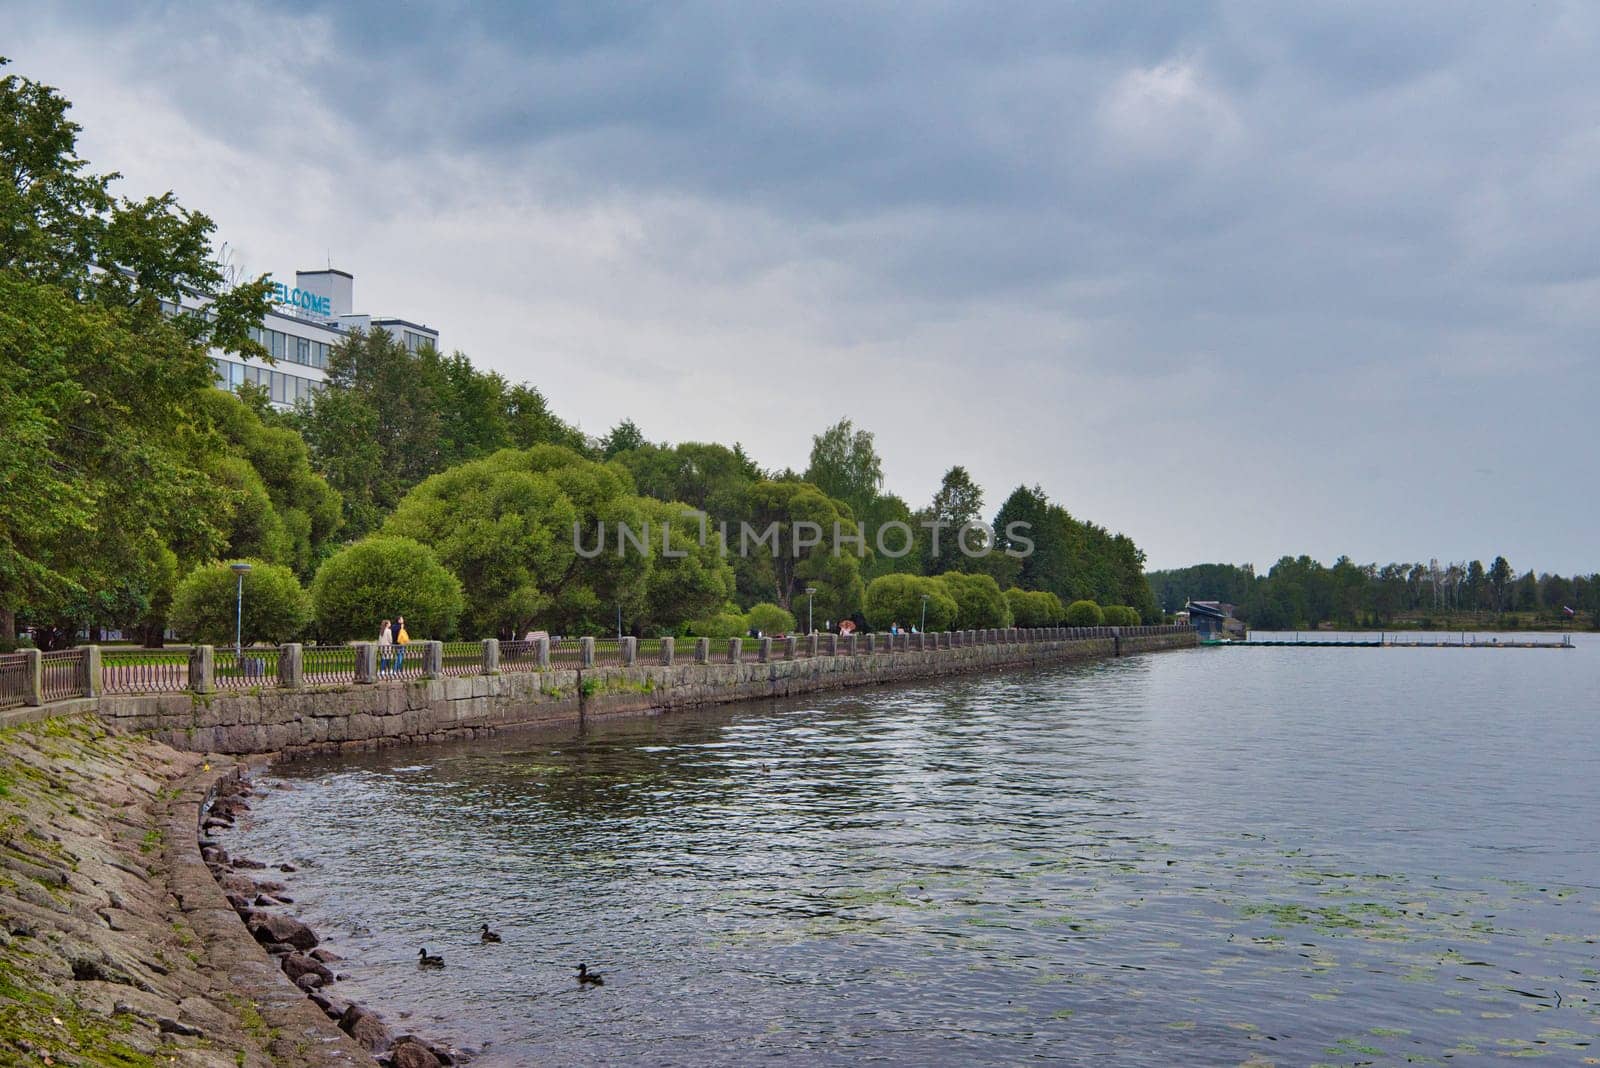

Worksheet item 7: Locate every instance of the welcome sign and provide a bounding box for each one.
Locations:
[270,280,332,316]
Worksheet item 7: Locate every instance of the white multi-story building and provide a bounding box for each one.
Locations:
[205,268,440,407]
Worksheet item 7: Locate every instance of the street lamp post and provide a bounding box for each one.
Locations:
[229,562,252,663]
[805,587,817,635]
[920,594,929,633]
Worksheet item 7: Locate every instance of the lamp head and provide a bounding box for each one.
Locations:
[230,562,253,575]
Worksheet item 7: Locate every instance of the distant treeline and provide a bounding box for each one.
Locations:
[1149,558,1600,630]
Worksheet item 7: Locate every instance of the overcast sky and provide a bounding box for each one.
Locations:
[9,2,1598,574]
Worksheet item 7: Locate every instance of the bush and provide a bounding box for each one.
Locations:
[863,574,958,632]
[746,602,797,636]
[1102,605,1141,626]
[937,571,1012,629]
[310,535,465,641]
[686,609,749,639]
[1004,587,1065,627]
[171,560,310,646]
[1063,599,1104,627]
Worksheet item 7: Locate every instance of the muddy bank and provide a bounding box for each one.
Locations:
[0,715,351,1066]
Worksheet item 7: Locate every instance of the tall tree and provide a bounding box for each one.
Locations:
[923,466,985,574]
[0,60,272,641]
[1488,556,1513,612]
[804,418,884,519]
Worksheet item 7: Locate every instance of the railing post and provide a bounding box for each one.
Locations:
[806,633,819,658]
[20,648,42,706]
[278,643,303,689]
[422,640,443,679]
[580,636,596,668]
[864,633,876,655]
[353,641,377,684]
[785,636,798,660]
[694,637,710,663]
[621,636,638,666]
[823,634,838,656]
[758,637,772,663]
[660,636,675,666]
[482,638,500,674]
[534,636,550,669]
[727,637,742,663]
[845,633,858,655]
[189,644,216,694]
[912,632,925,652]
[82,645,103,698]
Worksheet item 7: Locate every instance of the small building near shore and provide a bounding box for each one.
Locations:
[1187,600,1246,640]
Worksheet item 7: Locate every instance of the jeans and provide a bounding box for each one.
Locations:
[380,648,393,676]
[394,645,406,674]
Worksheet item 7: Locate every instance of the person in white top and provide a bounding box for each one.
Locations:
[377,618,394,677]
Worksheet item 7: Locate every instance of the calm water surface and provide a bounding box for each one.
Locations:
[225,637,1600,1065]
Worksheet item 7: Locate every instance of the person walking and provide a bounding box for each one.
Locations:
[395,615,411,674]
[377,618,394,678]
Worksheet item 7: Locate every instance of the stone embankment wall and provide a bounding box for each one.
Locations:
[96,630,1195,756]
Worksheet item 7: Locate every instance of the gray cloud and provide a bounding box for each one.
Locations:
[7,0,1598,573]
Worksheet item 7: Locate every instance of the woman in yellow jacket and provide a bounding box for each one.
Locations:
[394,616,411,674]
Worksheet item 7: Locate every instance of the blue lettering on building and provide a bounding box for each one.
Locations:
[270,281,332,317]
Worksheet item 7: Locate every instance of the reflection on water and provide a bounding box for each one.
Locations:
[225,637,1600,1065]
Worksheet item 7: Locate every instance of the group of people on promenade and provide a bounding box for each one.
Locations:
[377,616,410,676]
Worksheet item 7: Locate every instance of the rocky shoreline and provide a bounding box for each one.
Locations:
[197,770,466,1068]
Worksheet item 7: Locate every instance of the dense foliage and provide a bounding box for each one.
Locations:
[938,571,1013,630]
[863,575,959,632]
[1063,600,1105,627]
[746,602,797,636]
[308,536,464,641]
[170,561,310,646]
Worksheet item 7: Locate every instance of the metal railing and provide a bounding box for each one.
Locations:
[302,645,356,685]
[12,622,1194,706]
[0,653,28,710]
[214,648,280,691]
[102,650,189,694]
[378,642,425,680]
[40,649,88,703]
[440,641,482,677]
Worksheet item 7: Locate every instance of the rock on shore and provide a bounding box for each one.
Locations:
[0,716,288,1066]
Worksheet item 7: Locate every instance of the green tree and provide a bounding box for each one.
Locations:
[1063,599,1104,627]
[937,571,1012,629]
[600,418,648,459]
[195,389,342,576]
[170,560,310,646]
[1102,605,1141,626]
[924,466,986,574]
[1488,556,1513,612]
[804,418,884,518]
[0,62,273,642]
[740,480,867,621]
[383,445,652,637]
[309,535,464,641]
[863,574,957,632]
[746,602,797,635]
[633,497,737,635]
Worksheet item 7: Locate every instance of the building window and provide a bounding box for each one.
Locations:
[296,337,310,365]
